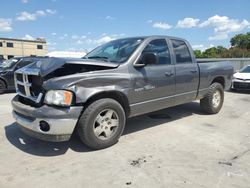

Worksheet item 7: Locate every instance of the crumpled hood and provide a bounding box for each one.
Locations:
[16,57,119,77]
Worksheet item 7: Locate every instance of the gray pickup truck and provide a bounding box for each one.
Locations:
[12,36,234,149]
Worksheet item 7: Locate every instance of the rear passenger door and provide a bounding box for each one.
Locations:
[170,39,199,105]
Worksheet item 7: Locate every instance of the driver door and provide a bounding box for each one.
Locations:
[130,38,175,116]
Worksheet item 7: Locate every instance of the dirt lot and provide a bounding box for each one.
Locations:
[0,91,249,188]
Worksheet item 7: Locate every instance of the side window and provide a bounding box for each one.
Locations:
[171,39,192,64]
[16,61,32,69]
[142,39,171,65]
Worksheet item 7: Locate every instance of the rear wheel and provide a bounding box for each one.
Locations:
[77,98,126,150]
[0,79,6,94]
[200,82,224,114]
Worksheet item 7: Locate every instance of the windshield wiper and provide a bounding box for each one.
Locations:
[87,56,109,62]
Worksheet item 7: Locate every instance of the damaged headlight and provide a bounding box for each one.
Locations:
[44,90,73,106]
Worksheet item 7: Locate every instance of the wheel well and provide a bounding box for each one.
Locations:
[0,78,7,88]
[211,76,225,88]
[84,91,130,117]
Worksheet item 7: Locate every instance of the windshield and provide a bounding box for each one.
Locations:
[85,37,144,63]
[1,58,19,70]
[240,66,250,73]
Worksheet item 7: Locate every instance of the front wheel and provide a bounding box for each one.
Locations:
[77,98,126,150]
[200,83,224,114]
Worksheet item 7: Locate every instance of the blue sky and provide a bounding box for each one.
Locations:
[0,0,250,52]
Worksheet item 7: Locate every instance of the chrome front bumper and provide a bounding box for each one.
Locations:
[12,95,83,142]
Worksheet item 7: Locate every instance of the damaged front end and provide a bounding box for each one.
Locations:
[12,57,119,142]
[14,57,119,106]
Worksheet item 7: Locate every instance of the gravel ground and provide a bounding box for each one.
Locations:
[0,91,249,188]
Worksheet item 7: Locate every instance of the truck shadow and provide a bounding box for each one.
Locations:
[5,101,204,157]
[4,124,92,156]
[124,101,204,135]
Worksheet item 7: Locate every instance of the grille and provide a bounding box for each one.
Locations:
[15,72,43,103]
[233,82,250,89]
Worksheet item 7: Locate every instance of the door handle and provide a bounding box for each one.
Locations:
[165,71,174,77]
[190,69,198,73]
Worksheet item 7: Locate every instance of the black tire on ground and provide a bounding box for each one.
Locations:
[0,79,6,94]
[77,98,126,150]
[200,82,224,114]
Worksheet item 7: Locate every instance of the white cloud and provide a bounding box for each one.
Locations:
[0,18,12,32]
[199,15,250,41]
[105,16,115,20]
[46,9,57,14]
[59,34,68,40]
[76,40,83,44]
[72,35,87,40]
[147,20,153,23]
[17,12,36,21]
[71,35,79,39]
[95,36,115,44]
[208,33,228,41]
[36,10,46,17]
[192,44,204,50]
[23,34,34,40]
[177,18,200,28]
[51,32,57,36]
[152,22,172,30]
[47,41,57,46]
[21,0,28,3]
[191,44,215,51]
[200,15,250,33]
[85,39,93,44]
[16,9,57,21]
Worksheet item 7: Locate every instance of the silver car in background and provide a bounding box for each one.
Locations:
[231,65,250,90]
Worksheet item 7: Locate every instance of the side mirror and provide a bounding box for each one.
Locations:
[135,52,158,67]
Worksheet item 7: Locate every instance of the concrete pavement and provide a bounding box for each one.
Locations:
[0,91,249,188]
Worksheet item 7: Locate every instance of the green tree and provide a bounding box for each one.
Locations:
[202,47,218,58]
[194,50,203,58]
[230,32,250,49]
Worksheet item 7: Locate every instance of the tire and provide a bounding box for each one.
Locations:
[0,79,6,94]
[200,82,224,114]
[77,98,126,150]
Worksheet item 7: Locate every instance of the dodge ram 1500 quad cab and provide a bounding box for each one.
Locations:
[12,36,234,149]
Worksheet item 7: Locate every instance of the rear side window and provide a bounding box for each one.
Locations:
[143,39,171,65]
[171,39,192,64]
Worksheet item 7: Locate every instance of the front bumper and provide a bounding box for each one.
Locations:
[12,95,83,142]
[231,79,250,90]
